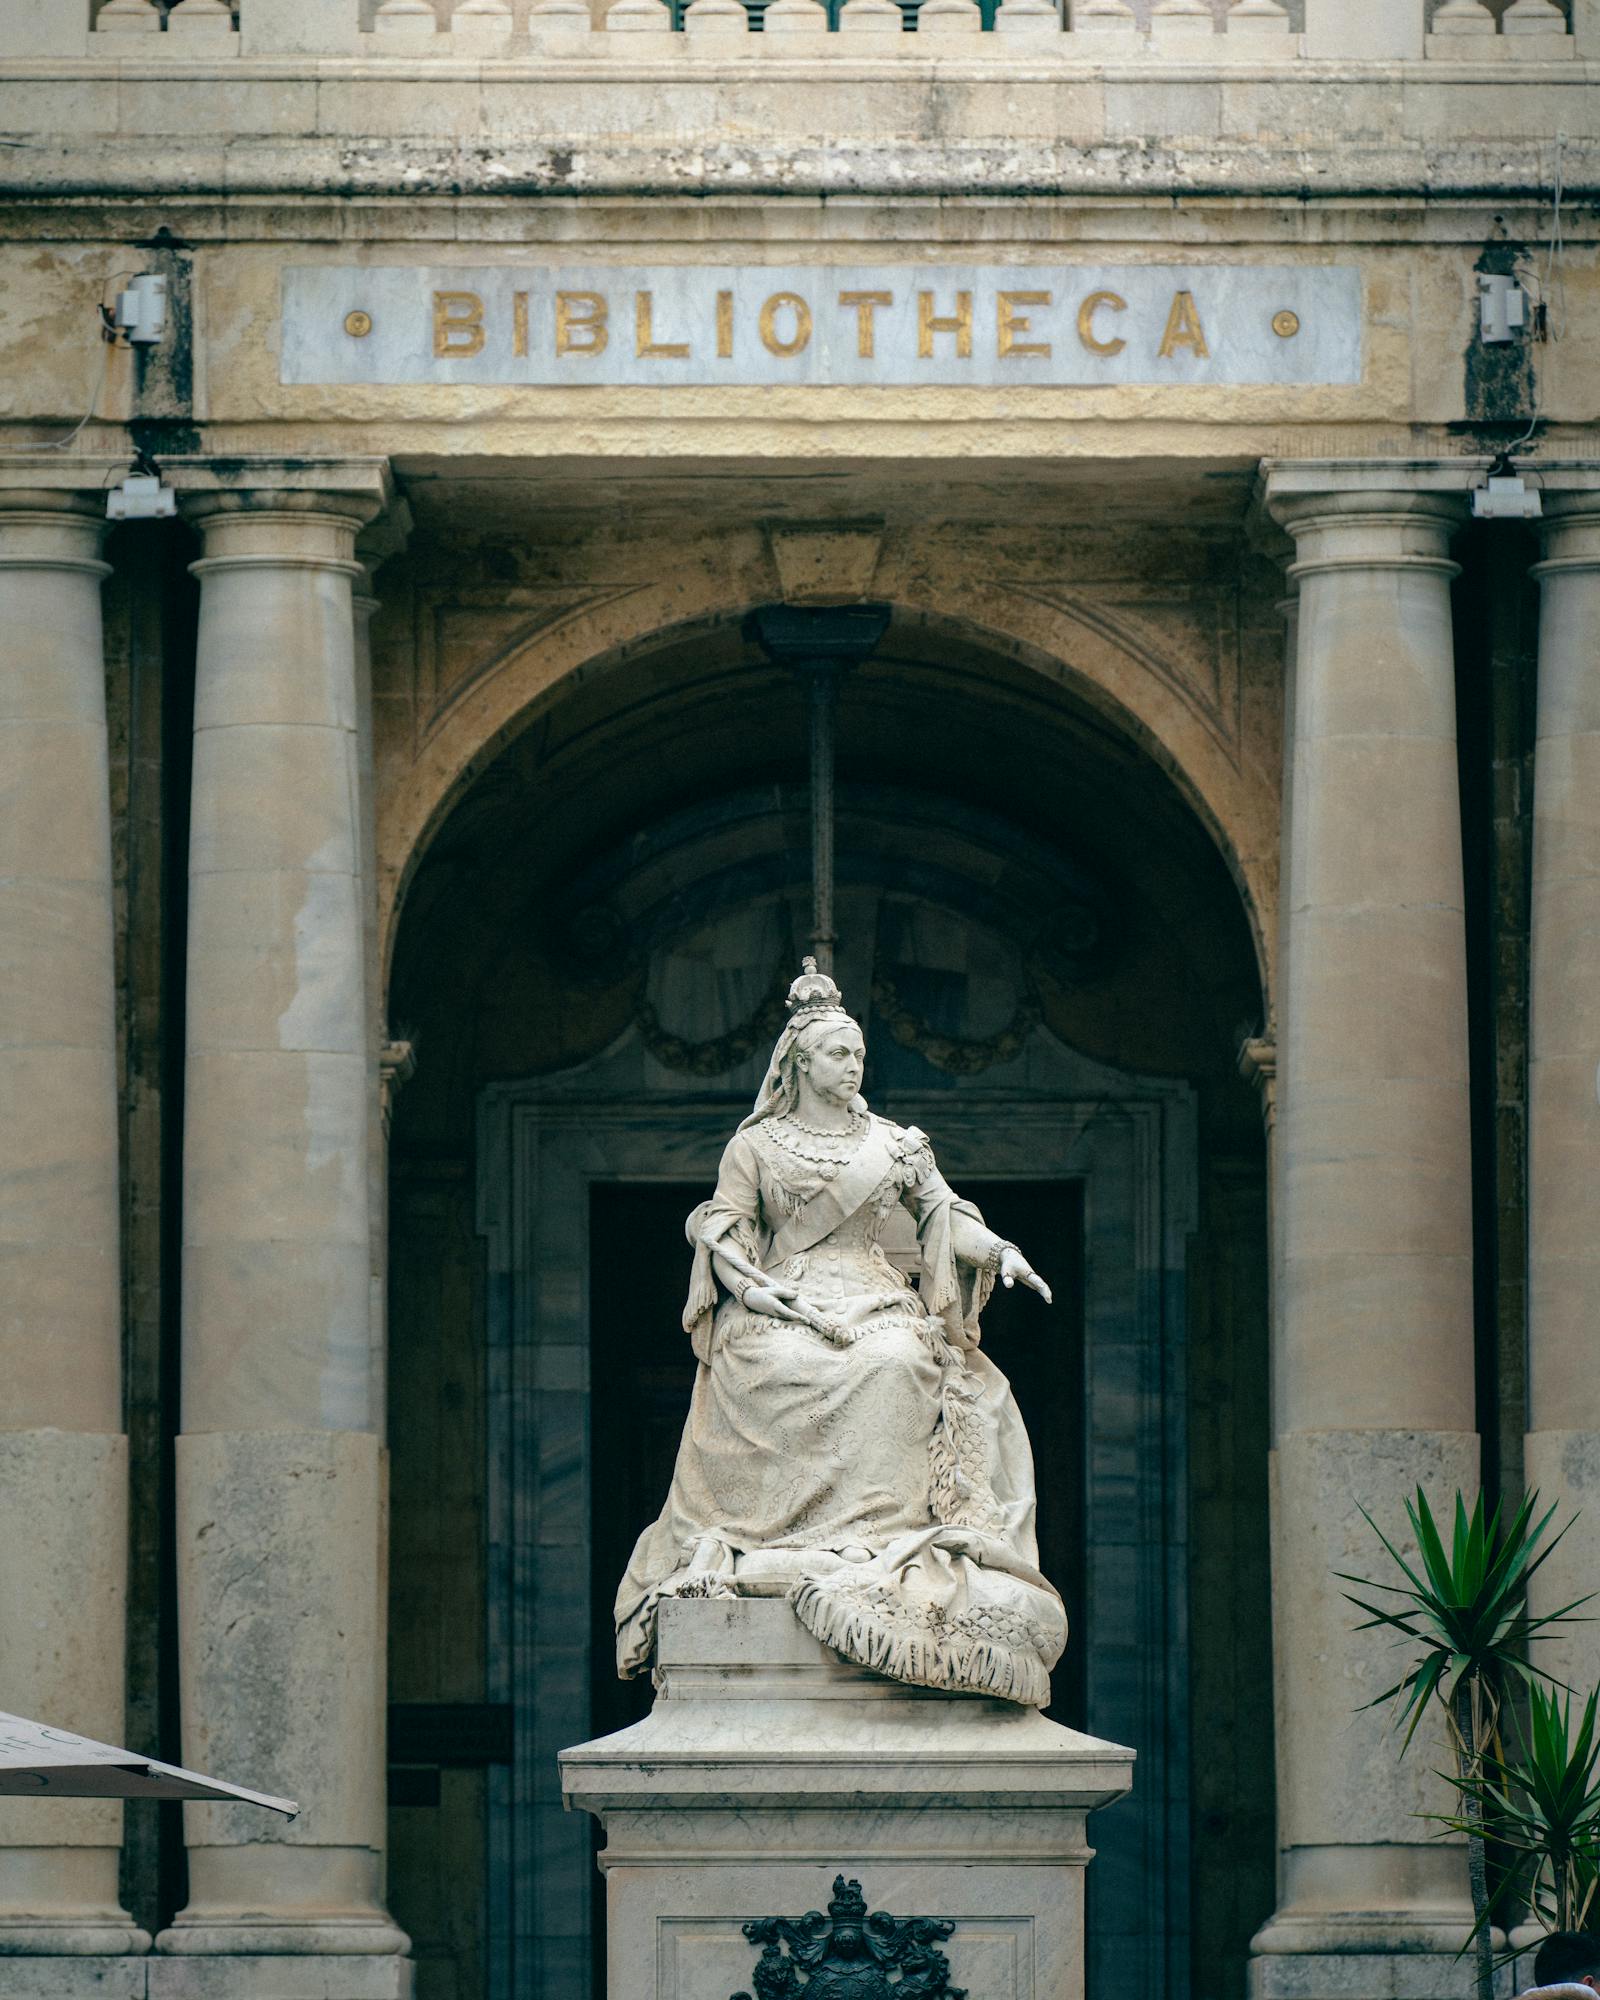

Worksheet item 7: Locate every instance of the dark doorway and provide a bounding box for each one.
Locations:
[587,1177,1088,1973]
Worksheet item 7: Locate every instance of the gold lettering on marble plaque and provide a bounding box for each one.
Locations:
[1158,289,1210,359]
[838,290,893,360]
[997,291,1051,360]
[433,290,486,358]
[759,292,813,357]
[635,291,691,359]
[513,291,530,358]
[556,291,609,357]
[716,290,734,359]
[917,290,973,359]
[1076,289,1126,356]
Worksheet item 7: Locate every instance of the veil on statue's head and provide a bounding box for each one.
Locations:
[738,958,866,1132]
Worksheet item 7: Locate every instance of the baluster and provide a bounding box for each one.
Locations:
[603,0,672,34]
[1502,0,1569,27]
[1069,0,1138,29]
[838,0,905,36]
[526,0,592,38]
[919,0,985,40]
[682,0,750,40]
[994,0,1061,38]
[1149,0,1216,44]
[450,0,514,40]
[1502,0,1575,54]
[95,0,163,29]
[761,0,830,38]
[373,0,439,31]
[1225,0,1290,33]
[1430,0,1497,31]
[166,0,237,31]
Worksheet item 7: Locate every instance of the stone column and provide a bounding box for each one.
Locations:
[1524,480,1600,1692]
[155,469,408,1992]
[1252,465,1480,1990]
[0,484,147,1958]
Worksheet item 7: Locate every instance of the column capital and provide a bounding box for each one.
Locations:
[1259,457,1487,554]
[1518,468,1600,575]
[0,454,130,505]
[1258,468,1478,583]
[0,484,111,579]
[1260,456,1493,503]
[176,461,396,584]
[169,454,393,527]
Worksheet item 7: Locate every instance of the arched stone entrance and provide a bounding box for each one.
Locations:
[382,602,1272,2000]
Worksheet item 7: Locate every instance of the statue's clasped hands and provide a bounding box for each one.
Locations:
[745,1282,854,1345]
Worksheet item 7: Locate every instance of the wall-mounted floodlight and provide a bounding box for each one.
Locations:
[113,273,168,346]
[1478,273,1527,346]
[107,473,176,522]
[1472,476,1541,522]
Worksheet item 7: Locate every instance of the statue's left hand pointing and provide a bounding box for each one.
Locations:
[999,1245,1052,1306]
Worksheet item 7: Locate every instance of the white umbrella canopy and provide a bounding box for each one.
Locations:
[0,1713,297,1815]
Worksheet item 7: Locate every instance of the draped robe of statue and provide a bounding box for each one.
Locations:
[615,1027,1069,1706]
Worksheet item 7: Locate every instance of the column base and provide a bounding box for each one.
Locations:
[0,1956,413,1998]
[153,1921,409,1957]
[0,1959,150,1997]
[1251,1944,1511,2000]
[1523,1428,1600,1692]
[0,1919,151,1956]
[148,1956,413,1999]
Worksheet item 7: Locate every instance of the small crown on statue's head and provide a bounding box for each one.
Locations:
[785,955,845,1021]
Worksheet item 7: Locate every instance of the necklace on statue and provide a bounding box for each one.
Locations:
[786,1106,866,1138]
[768,1107,867,1169]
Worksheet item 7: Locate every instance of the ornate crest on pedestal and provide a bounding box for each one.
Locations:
[730,1875,965,2000]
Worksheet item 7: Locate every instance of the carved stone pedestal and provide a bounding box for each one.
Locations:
[559,1598,1133,2000]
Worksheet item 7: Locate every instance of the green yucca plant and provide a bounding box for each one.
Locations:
[1468,1687,1600,1938]
[1339,1488,1589,2000]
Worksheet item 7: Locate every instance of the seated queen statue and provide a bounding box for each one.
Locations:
[615,959,1069,1707]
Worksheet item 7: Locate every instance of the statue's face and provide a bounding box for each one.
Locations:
[798,1023,864,1107]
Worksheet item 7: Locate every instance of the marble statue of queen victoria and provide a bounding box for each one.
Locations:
[616,960,1069,1706]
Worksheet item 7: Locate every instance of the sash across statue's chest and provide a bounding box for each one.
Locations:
[760,1124,926,1264]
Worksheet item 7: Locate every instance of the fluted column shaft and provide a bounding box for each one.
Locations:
[159,482,406,1968]
[1524,489,1600,1688]
[1253,472,1478,1976]
[0,489,147,1956]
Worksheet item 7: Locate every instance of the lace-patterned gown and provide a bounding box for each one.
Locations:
[614,1113,1069,1705]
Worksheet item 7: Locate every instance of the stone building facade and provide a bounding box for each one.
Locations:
[0,5,1596,1999]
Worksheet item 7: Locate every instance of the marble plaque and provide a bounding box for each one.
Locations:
[280,263,1362,388]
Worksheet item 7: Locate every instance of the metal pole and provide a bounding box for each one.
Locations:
[806,663,837,973]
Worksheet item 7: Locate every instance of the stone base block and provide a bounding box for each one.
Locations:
[0,1961,150,1999]
[1250,1951,1513,2000]
[147,1959,413,2000]
[560,1598,1133,2000]
[0,1962,411,2000]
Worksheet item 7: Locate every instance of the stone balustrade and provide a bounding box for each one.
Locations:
[7,0,1582,54]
